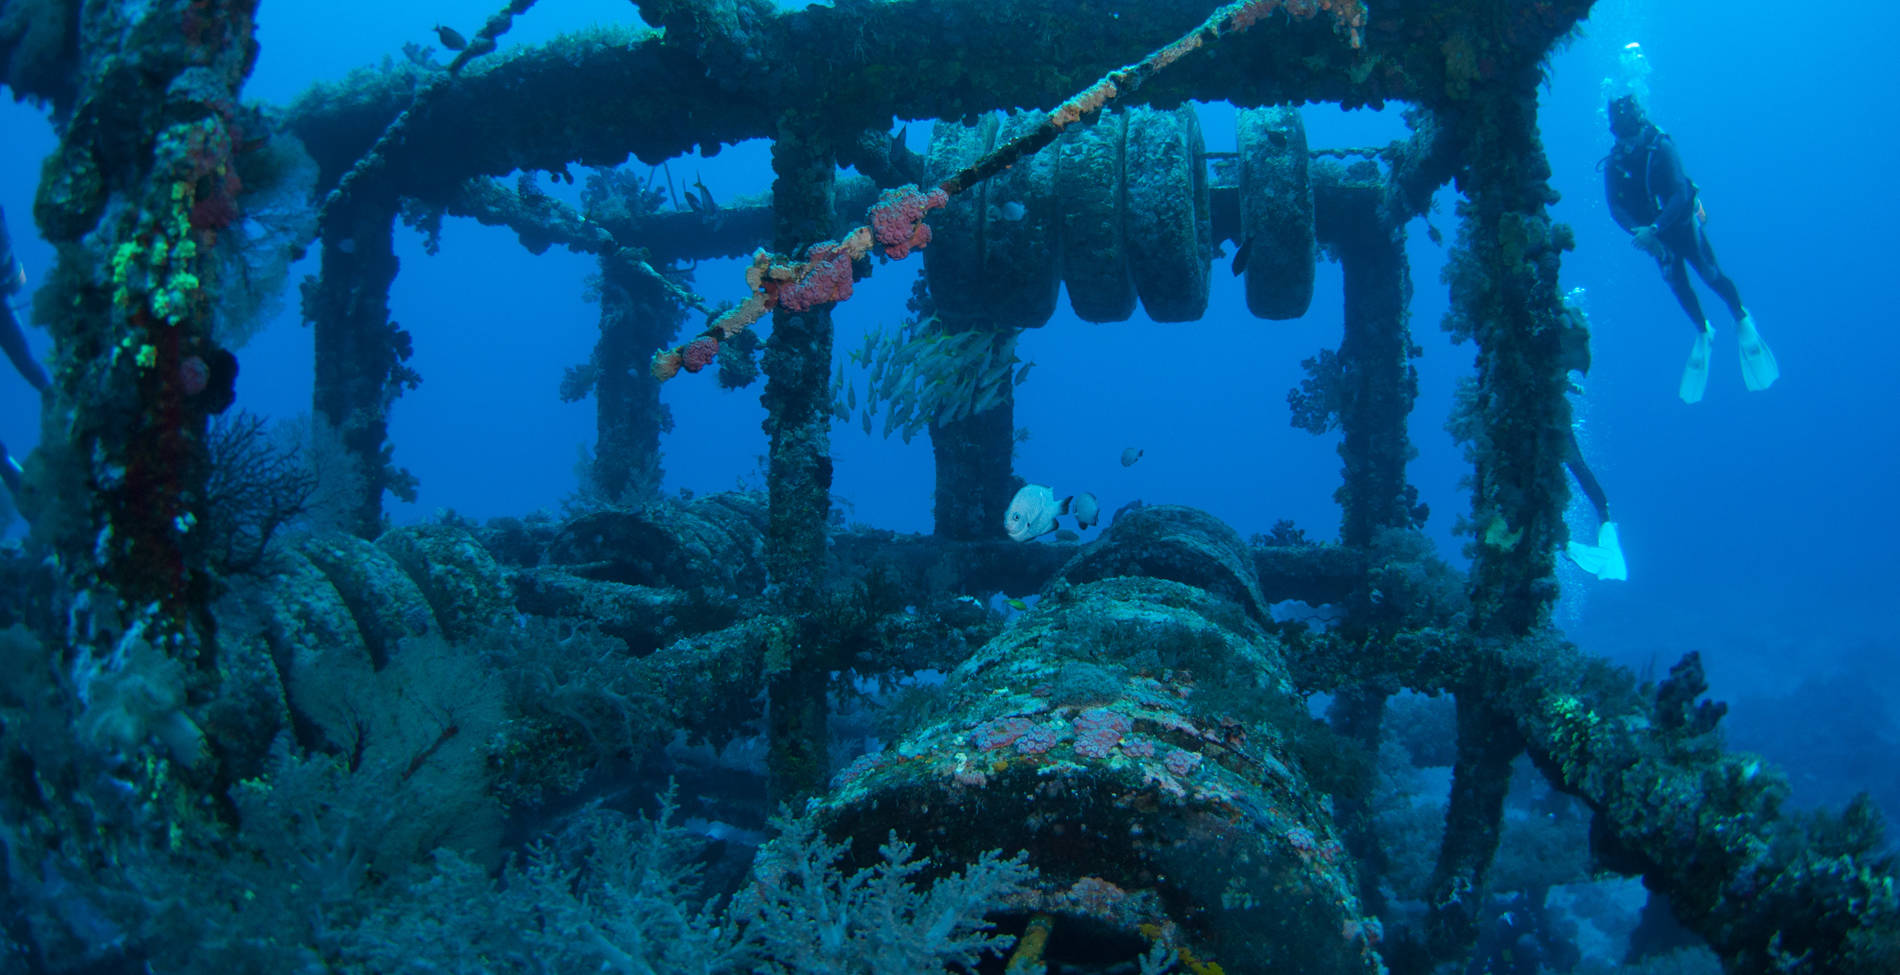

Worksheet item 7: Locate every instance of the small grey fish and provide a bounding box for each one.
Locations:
[1072,492,1100,530]
[434,24,468,51]
[1120,447,1143,467]
[1054,529,1080,543]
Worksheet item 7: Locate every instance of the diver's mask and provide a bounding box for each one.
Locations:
[1607,95,1647,143]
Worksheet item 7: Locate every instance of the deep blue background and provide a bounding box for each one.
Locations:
[2,0,1894,798]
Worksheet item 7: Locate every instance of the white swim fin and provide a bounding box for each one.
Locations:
[1565,521,1628,581]
[1679,323,1713,404]
[1736,311,1779,391]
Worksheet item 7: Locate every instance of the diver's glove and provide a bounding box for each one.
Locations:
[1631,224,1668,260]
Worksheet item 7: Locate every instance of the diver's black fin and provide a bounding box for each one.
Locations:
[1230,235,1255,276]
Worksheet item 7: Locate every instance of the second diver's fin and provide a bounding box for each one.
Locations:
[1595,521,1628,581]
[1736,311,1780,391]
[1565,521,1628,581]
[1679,323,1713,404]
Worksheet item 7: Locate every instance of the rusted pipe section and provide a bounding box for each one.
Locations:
[818,505,1385,972]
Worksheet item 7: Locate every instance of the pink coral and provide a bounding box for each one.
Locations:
[774,242,855,311]
[869,184,948,260]
[1162,748,1202,777]
[681,336,720,373]
[1015,724,1059,755]
[974,717,1036,751]
[832,752,888,789]
[1072,708,1132,759]
[178,356,210,396]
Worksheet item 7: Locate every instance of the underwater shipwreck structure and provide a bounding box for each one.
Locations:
[0,0,1894,971]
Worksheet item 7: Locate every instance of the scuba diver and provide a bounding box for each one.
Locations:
[0,205,50,497]
[1559,295,1626,581]
[1604,94,1778,403]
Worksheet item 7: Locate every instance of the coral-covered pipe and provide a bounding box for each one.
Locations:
[815,505,1386,972]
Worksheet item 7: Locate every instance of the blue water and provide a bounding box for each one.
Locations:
[2,0,1895,808]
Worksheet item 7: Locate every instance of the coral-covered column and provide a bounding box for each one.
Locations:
[1422,84,1574,964]
[306,195,418,537]
[930,318,1017,541]
[31,0,260,635]
[589,250,680,503]
[761,121,837,802]
[1421,690,1519,959]
[1311,160,1425,922]
[1317,169,1422,550]
[1445,92,1572,637]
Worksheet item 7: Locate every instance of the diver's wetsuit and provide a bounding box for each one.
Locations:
[1556,308,1612,525]
[1565,430,1610,524]
[1606,127,1744,330]
[0,206,46,496]
[0,207,47,396]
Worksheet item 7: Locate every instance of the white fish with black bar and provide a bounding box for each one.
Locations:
[1004,484,1071,541]
[1072,492,1099,530]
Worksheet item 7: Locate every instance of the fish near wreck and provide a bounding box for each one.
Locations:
[1072,492,1100,530]
[1005,485,1099,541]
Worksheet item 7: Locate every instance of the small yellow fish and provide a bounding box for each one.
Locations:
[1005,597,1029,612]
[971,381,1007,416]
[1483,515,1524,550]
